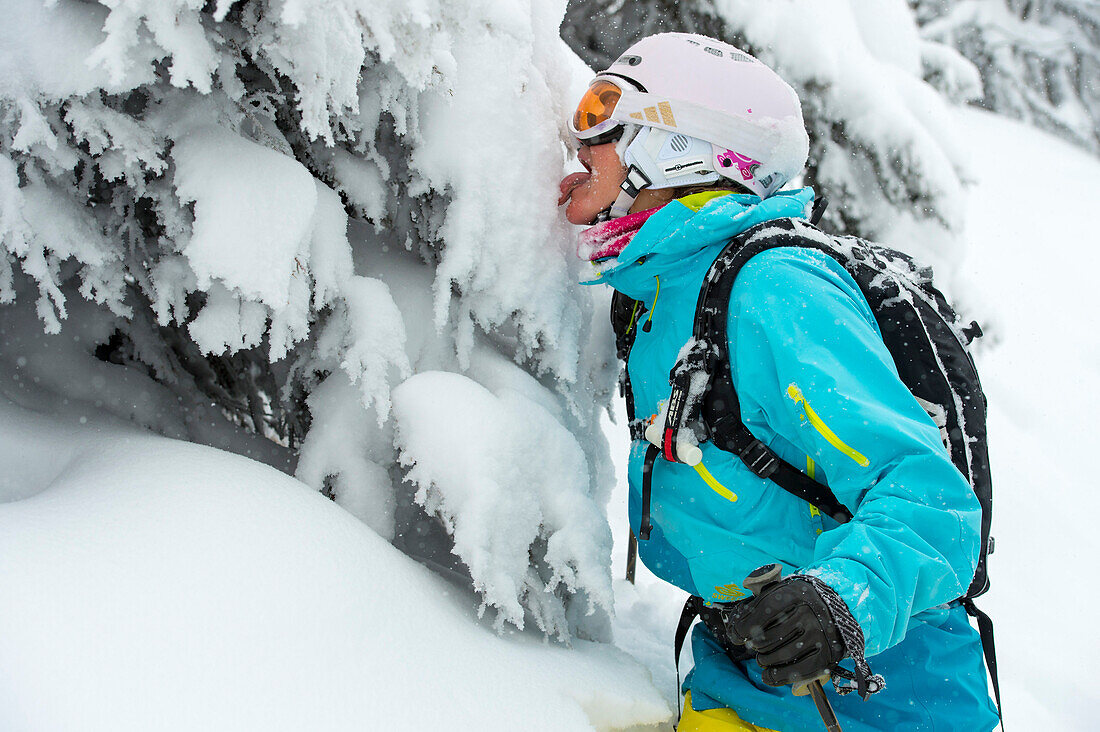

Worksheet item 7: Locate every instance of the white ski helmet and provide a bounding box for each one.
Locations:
[569,33,809,218]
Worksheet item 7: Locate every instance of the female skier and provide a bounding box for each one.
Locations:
[559,33,1000,732]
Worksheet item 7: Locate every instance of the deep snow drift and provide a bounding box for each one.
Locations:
[954,108,1100,730]
[0,397,668,731]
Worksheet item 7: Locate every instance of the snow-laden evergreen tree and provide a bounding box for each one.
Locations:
[564,0,974,274]
[562,0,728,71]
[0,0,615,641]
[912,0,1100,154]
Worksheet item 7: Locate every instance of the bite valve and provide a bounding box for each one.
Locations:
[644,423,702,466]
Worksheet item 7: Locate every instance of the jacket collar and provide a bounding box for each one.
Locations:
[595,187,815,302]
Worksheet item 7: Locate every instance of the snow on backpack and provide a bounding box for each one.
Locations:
[611,211,1000,713]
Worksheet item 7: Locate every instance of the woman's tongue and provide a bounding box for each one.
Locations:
[558,171,591,206]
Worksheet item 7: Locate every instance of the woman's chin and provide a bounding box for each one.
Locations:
[565,199,600,226]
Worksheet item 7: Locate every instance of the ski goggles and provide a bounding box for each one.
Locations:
[569,77,630,145]
[570,76,782,167]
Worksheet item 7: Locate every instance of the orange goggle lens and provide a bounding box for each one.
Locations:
[572,79,623,134]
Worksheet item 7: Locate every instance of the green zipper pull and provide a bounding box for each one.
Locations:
[624,300,642,336]
[642,275,660,332]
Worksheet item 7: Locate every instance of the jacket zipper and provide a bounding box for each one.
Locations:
[787,384,870,467]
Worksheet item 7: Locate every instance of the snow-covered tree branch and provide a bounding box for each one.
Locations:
[1,0,615,639]
[913,0,1100,154]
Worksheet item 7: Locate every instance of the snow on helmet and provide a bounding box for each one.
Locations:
[569,33,809,218]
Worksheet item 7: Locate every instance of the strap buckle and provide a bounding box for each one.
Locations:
[620,165,651,197]
[738,439,779,479]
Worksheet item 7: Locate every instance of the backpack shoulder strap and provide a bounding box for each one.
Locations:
[611,289,643,363]
[696,218,853,523]
[705,367,854,524]
[610,289,647,441]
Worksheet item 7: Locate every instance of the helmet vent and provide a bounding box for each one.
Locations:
[669,134,690,153]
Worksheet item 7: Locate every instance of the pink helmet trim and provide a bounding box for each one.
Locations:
[716,150,762,182]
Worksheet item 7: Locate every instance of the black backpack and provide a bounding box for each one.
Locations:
[611,211,1000,714]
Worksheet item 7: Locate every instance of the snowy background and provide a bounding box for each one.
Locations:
[2,1,1098,730]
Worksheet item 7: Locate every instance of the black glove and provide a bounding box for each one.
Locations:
[730,575,849,688]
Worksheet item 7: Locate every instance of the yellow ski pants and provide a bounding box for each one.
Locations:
[678,691,781,732]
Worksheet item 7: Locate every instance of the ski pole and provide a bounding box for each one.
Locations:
[626,529,638,584]
[743,564,843,732]
[800,681,843,732]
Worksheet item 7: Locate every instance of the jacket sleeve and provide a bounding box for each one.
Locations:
[727,247,982,656]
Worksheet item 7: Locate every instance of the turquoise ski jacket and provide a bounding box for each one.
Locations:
[598,190,999,732]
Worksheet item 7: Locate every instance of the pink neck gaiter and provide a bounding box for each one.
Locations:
[577,206,664,263]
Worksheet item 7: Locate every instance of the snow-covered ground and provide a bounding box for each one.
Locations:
[956,107,1100,730]
[0,397,669,731]
[1,105,1096,731]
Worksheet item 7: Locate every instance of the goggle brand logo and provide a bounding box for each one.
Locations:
[629,102,677,127]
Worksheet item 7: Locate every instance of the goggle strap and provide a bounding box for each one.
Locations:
[611,90,780,168]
